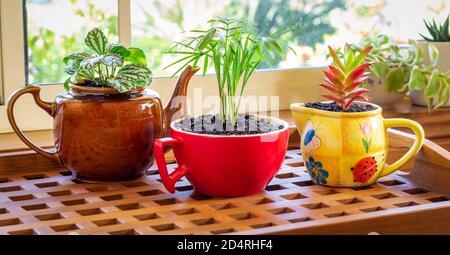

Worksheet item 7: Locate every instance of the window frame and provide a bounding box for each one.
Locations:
[0,0,323,133]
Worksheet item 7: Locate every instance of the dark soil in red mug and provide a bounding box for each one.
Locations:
[174,114,284,135]
[305,102,377,112]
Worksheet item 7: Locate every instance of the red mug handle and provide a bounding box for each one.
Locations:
[154,137,189,193]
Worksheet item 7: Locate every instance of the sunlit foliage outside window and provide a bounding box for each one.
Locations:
[26,0,449,84]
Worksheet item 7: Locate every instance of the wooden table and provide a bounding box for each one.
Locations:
[1,101,450,234]
[0,123,449,234]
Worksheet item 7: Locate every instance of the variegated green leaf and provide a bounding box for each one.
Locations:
[77,68,95,80]
[85,28,108,55]
[64,79,71,91]
[427,43,439,68]
[435,80,450,109]
[64,65,77,75]
[63,51,91,64]
[69,73,79,84]
[68,70,93,85]
[107,79,133,93]
[424,70,440,98]
[80,55,103,69]
[110,44,131,58]
[408,65,427,90]
[103,53,124,67]
[125,48,147,66]
[386,65,405,92]
[117,64,152,86]
[410,40,423,65]
[369,62,389,79]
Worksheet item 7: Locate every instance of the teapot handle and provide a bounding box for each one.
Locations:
[7,86,62,164]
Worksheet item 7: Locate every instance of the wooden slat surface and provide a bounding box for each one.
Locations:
[0,103,450,235]
[0,130,449,235]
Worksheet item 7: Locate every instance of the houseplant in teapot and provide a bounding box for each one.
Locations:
[291,45,425,187]
[7,28,199,182]
[153,18,290,197]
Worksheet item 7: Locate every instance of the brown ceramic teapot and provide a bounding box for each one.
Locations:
[7,66,199,182]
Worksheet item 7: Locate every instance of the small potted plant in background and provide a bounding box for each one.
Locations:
[418,15,450,71]
[153,18,290,197]
[291,45,424,187]
[341,35,449,110]
[340,35,408,109]
[7,28,199,182]
[412,15,450,107]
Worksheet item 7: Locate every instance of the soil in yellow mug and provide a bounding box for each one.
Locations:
[290,102,424,187]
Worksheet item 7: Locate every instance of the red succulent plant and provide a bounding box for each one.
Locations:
[321,45,373,110]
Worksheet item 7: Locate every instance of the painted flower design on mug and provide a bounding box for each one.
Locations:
[305,156,329,184]
[360,122,372,154]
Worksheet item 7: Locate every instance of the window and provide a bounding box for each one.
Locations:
[18,0,450,83]
[0,0,448,132]
[18,0,450,82]
[131,0,450,76]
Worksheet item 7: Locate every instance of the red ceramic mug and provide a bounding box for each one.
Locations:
[153,116,289,197]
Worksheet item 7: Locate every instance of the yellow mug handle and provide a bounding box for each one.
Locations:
[380,118,425,177]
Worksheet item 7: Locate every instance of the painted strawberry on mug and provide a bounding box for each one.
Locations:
[351,156,377,183]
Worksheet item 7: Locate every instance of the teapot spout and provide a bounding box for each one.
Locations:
[164,65,200,136]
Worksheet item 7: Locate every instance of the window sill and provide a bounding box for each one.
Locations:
[0,130,53,152]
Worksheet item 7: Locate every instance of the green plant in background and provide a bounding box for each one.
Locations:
[131,2,182,74]
[351,35,429,93]
[340,34,450,110]
[28,28,77,84]
[167,17,289,123]
[420,15,450,42]
[225,0,345,67]
[63,28,152,92]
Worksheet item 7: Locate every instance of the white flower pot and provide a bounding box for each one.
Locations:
[412,41,450,107]
[417,41,450,72]
[410,89,450,107]
[366,76,404,109]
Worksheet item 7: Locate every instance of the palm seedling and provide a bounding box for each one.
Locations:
[166,17,290,124]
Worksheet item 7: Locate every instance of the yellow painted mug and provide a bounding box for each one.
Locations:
[290,102,424,187]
